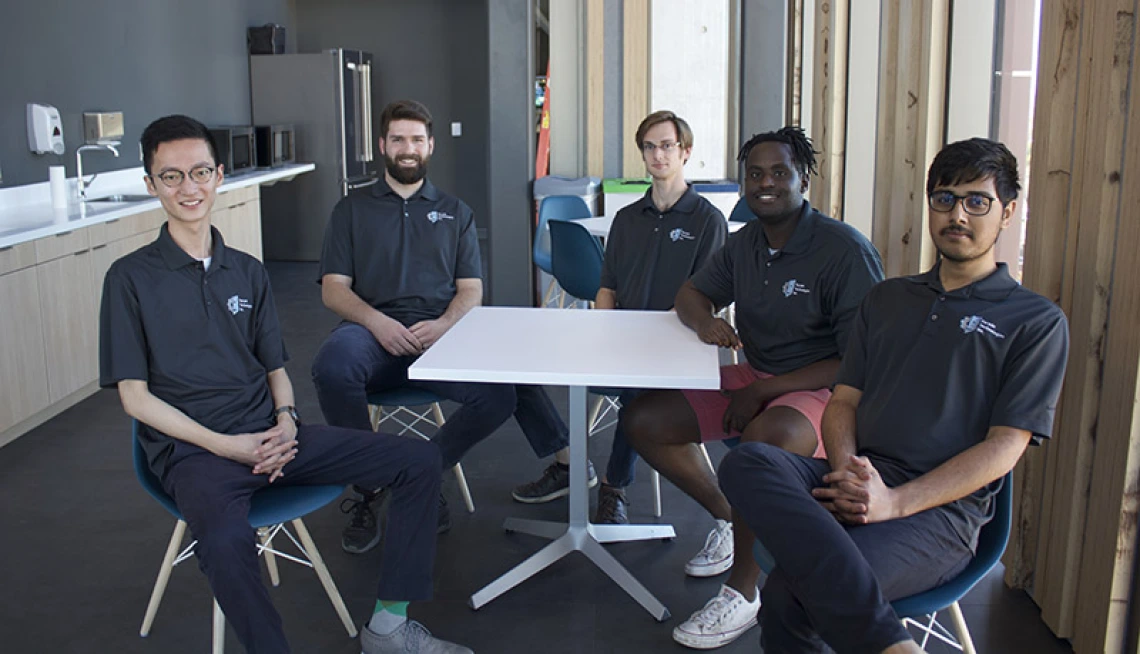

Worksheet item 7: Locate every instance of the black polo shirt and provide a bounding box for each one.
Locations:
[319,177,481,326]
[100,225,288,476]
[690,201,884,375]
[599,185,728,310]
[838,263,1069,546]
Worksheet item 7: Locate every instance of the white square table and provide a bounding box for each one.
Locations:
[575,214,746,238]
[409,306,720,620]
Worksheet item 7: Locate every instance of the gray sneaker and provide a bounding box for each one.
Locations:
[361,620,473,654]
[511,461,598,503]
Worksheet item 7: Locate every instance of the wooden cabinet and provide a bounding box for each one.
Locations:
[37,250,100,403]
[212,187,263,260]
[0,267,50,433]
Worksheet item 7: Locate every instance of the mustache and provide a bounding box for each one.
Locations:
[941,226,973,238]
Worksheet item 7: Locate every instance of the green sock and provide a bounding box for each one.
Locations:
[369,600,408,634]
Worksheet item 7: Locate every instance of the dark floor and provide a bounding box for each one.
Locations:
[0,261,1074,653]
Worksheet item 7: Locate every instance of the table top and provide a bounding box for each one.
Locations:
[409,306,720,390]
[576,214,746,238]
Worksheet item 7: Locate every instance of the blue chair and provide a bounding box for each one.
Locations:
[728,196,757,222]
[132,421,356,653]
[535,195,594,306]
[367,387,475,513]
[752,471,1013,653]
[549,218,604,305]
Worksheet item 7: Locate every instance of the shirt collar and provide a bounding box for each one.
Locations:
[371,176,440,201]
[156,222,229,271]
[762,201,816,255]
[909,261,1019,300]
[637,183,701,216]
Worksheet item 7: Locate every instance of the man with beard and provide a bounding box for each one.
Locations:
[623,126,884,649]
[312,100,576,554]
[717,138,1069,653]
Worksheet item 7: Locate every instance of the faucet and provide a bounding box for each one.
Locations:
[76,142,121,200]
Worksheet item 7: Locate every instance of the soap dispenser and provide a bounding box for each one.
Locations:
[27,103,65,155]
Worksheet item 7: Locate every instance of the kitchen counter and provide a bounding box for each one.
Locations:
[0,163,315,249]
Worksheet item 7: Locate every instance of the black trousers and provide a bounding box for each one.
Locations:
[719,442,972,654]
[162,424,441,654]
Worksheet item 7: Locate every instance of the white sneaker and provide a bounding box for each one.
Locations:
[672,584,760,649]
[685,519,734,577]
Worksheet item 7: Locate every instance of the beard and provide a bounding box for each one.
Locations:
[385,152,429,184]
[935,227,999,263]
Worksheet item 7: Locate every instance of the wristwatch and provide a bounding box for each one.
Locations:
[274,405,300,424]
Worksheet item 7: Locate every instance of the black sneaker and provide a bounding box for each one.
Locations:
[511,461,598,503]
[340,490,384,554]
[437,493,451,534]
[593,484,629,524]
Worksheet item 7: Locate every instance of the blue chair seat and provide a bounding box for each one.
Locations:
[368,387,446,408]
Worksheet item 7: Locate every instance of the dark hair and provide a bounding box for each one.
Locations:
[635,110,694,150]
[926,138,1021,205]
[140,115,218,175]
[737,126,818,178]
[380,99,433,138]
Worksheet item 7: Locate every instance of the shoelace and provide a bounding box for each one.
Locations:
[402,620,433,652]
[340,498,373,529]
[696,525,726,559]
[691,591,737,629]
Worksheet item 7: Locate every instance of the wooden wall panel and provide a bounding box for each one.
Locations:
[809,0,848,220]
[586,0,604,178]
[622,0,649,177]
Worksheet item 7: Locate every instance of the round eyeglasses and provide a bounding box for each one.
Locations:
[151,166,217,188]
[927,191,995,216]
[641,141,681,154]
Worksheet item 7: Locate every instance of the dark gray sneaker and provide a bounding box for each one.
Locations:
[340,490,385,554]
[511,461,598,503]
[361,620,474,654]
[593,484,629,524]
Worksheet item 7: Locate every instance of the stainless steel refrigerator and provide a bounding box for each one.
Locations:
[251,49,376,260]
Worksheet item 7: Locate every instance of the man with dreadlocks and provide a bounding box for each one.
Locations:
[623,126,884,649]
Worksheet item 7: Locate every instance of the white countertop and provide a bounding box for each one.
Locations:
[0,163,315,249]
[409,306,720,389]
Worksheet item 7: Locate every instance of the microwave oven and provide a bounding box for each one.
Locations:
[255,124,295,167]
[208,126,257,174]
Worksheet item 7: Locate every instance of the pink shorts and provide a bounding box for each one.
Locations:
[682,363,830,458]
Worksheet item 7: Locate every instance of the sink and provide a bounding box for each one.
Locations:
[86,194,154,203]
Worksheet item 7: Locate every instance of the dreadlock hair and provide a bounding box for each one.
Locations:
[736,126,819,178]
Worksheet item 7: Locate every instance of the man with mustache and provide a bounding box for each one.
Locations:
[623,126,884,649]
[718,138,1069,652]
[312,100,576,554]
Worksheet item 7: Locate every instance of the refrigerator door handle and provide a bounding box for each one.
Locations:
[361,63,374,161]
[346,61,365,162]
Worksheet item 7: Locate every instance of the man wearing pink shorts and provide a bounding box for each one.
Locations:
[623,126,883,650]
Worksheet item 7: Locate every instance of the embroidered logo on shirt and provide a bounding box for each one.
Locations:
[782,279,811,297]
[669,228,695,242]
[426,211,455,224]
[959,315,1006,339]
[227,295,253,315]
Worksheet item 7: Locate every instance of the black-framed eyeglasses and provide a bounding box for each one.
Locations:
[641,141,681,154]
[928,190,995,216]
[151,166,217,188]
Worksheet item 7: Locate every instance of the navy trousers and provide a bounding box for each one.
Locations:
[605,388,646,487]
[718,442,972,654]
[311,322,568,469]
[162,424,440,654]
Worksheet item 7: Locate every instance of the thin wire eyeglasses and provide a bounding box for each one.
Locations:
[151,166,217,188]
[641,141,682,154]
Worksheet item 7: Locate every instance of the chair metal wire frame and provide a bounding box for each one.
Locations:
[368,400,476,513]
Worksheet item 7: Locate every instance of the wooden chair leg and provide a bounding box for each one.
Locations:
[453,464,476,513]
[543,278,558,306]
[140,520,187,636]
[587,396,605,435]
[369,404,383,431]
[292,518,358,637]
[651,469,662,518]
[699,443,714,471]
[259,527,280,587]
[947,601,976,654]
[212,599,225,654]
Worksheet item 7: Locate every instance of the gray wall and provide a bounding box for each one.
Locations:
[0,0,294,187]
[294,0,492,228]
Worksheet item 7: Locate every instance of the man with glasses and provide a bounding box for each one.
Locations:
[513,110,728,522]
[718,138,1069,653]
[100,114,472,653]
[311,99,578,551]
[623,126,884,649]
